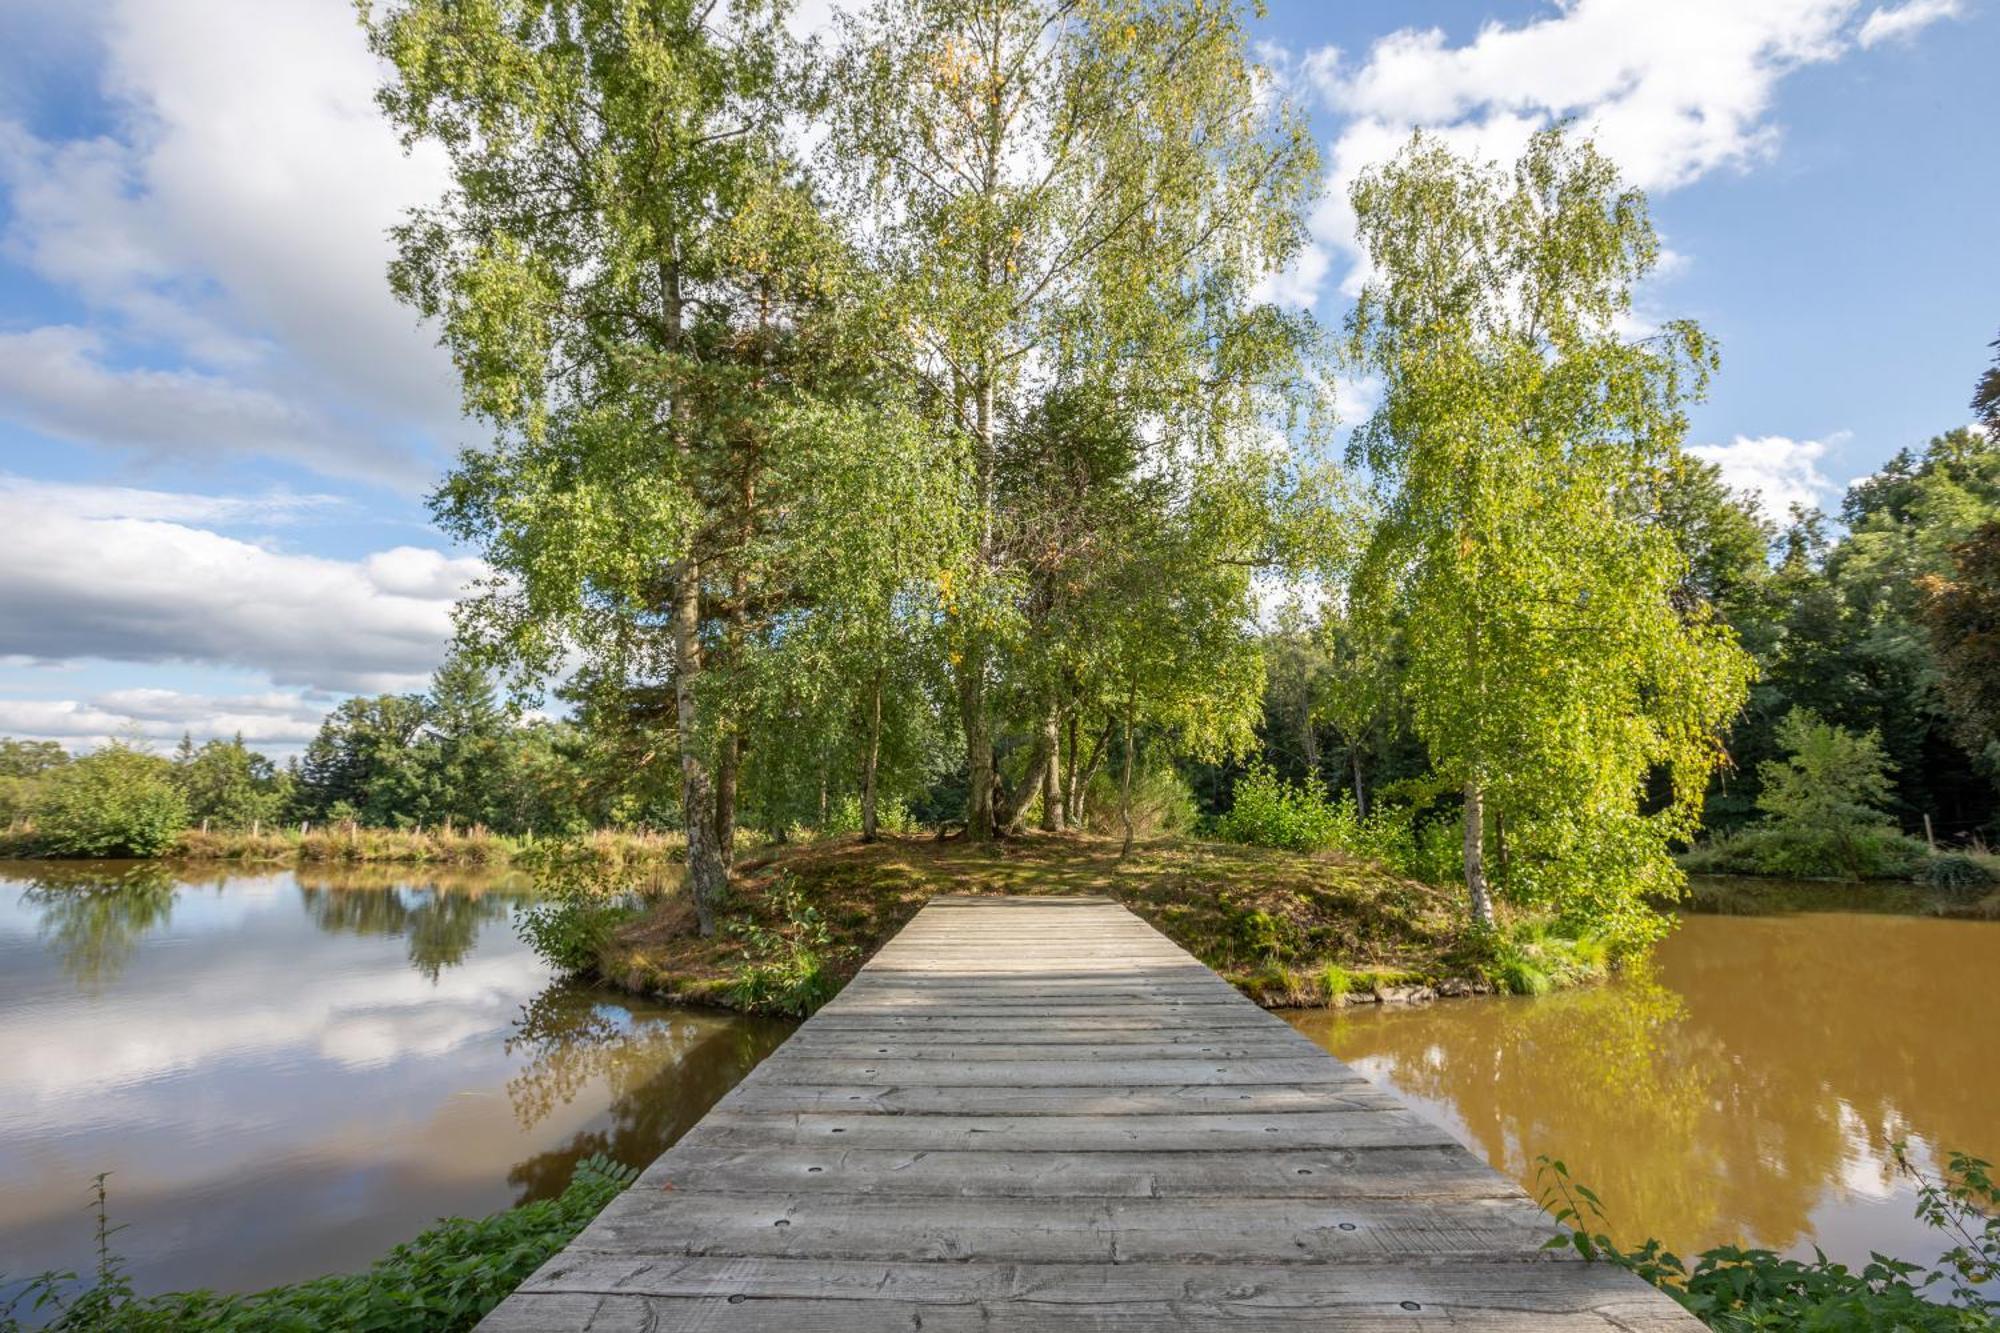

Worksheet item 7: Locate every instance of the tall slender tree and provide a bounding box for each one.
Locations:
[826,0,1321,840]
[367,0,837,931]
[1344,128,1753,946]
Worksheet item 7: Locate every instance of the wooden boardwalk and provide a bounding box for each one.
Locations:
[481,895,1700,1329]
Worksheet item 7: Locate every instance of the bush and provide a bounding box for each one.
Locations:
[728,874,840,1016]
[1210,764,1343,853]
[1536,1147,1998,1331]
[822,793,918,838]
[514,860,642,977]
[1922,853,1997,897]
[1681,825,1930,881]
[31,745,188,858]
[1,1156,637,1332]
[1079,763,1200,838]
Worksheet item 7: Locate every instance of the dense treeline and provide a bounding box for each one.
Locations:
[1226,403,2000,892]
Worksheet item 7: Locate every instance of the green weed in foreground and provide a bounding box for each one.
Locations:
[1536,1148,1998,1331]
[0,1156,637,1332]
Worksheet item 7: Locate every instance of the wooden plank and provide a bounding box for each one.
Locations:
[568,1192,1567,1263]
[642,1144,1510,1199]
[484,1259,1698,1331]
[712,1080,1387,1116]
[477,894,1702,1331]
[747,1056,1373,1086]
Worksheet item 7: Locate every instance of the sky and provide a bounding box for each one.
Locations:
[0,0,1992,758]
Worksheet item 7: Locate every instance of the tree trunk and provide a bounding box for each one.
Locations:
[1463,777,1493,929]
[1062,712,1080,826]
[713,728,738,871]
[860,667,883,841]
[998,726,1051,834]
[673,562,726,937]
[1301,701,1319,785]
[1119,701,1136,859]
[664,257,726,937]
[1039,707,1063,832]
[959,661,993,841]
[1352,752,1368,819]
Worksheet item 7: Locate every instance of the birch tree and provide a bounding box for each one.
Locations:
[826,0,1320,840]
[1344,128,1754,947]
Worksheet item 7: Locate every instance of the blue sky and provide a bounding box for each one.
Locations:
[0,0,1992,756]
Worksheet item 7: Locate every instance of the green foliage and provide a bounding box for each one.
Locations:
[173,735,288,830]
[1921,521,2000,767]
[1468,920,1610,996]
[0,739,68,826]
[1535,1150,1998,1331]
[31,745,188,858]
[1343,125,1754,947]
[1211,764,1344,853]
[1681,824,1932,882]
[822,793,917,839]
[1,1156,637,1332]
[1315,963,1353,1002]
[728,875,838,1016]
[514,860,641,978]
[1922,853,1997,896]
[1758,708,1898,833]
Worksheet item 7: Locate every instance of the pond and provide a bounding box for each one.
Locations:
[0,861,792,1302]
[3,864,1992,1309]
[1286,884,2000,1280]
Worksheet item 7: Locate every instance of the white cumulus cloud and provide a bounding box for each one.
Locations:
[1857,0,1964,46]
[1688,433,1838,520]
[1286,0,1950,306]
[0,482,481,694]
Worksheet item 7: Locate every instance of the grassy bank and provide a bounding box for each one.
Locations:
[0,823,692,870]
[594,832,1615,1016]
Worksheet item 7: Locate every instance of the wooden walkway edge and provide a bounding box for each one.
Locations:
[480,895,1701,1330]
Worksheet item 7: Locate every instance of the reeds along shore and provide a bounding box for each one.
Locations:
[0,821,692,868]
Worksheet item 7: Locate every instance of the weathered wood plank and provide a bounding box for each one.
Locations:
[641,1144,1510,1199]
[711,1080,1386,1116]
[747,1056,1375,1086]
[568,1192,1567,1263]
[681,1109,1461,1151]
[476,895,1702,1331]
[484,1259,1698,1331]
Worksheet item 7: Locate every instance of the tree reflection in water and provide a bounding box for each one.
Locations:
[1288,910,2000,1265]
[295,872,529,981]
[501,983,793,1204]
[18,862,179,990]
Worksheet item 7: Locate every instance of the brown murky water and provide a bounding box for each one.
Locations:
[0,861,791,1300]
[4,864,1992,1304]
[1286,891,2000,1277]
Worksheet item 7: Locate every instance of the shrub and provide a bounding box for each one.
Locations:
[1680,825,1930,881]
[1078,763,1200,837]
[1922,853,1997,897]
[31,745,188,858]
[1536,1147,1998,1330]
[822,793,918,838]
[727,874,840,1016]
[1210,764,1343,853]
[0,1156,637,1332]
[514,860,642,977]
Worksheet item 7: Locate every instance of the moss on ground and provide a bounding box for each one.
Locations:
[602,832,1605,1014]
